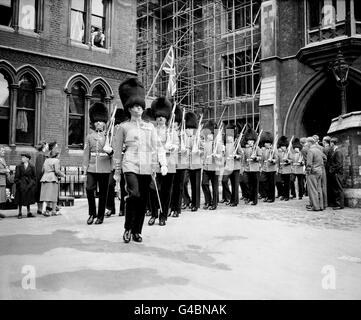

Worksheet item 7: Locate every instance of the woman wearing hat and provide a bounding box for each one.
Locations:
[40,147,65,216]
[14,153,36,219]
[34,140,49,214]
[83,102,113,225]
[113,78,167,243]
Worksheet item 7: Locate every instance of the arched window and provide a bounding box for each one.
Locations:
[0,73,10,144]
[68,81,86,148]
[90,84,106,105]
[16,74,36,145]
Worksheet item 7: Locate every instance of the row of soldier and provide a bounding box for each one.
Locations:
[82,78,344,244]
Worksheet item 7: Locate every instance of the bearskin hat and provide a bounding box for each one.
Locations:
[151,96,172,121]
[244,127,258,142]
[185,112,198,129]
[277,135,289,148]
[202,119,217,135]
[114,108,128,125]
[260,131,273,146]
[48,141,57,151]
[174,106,183,125]
[89,102,108,124]
[118,78,145,116]
[292,137,303,150]
[141,108,155,123]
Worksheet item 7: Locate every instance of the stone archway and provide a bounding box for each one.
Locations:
[283,67,361,137]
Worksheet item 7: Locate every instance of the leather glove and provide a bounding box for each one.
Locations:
[103,145,113,154]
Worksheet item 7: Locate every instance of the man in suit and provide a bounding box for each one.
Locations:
[329,137,344,210]
[305,137,326,211]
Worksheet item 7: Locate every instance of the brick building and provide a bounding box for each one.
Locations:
[0,0,137,168]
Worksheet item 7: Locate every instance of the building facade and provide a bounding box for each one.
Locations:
[0,0,137,168]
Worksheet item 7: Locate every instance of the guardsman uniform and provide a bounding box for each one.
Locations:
[148,97,178,226]
[222,124,242,206]
[201,120,223,210]
[260,131,278,203]
[113,78,167,243]
[83,102,113,225]
[277,136,293,201]
[290,138,305,200]
[243,128,262,205]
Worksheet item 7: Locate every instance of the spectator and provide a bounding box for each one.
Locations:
[91,26,105,48]
[14,153,36,219]
[329,137,344,210]
[0,147,10,218]
[34,140,48,214]
[40,147,65,216]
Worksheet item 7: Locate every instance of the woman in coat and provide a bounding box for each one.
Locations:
[14,153,36,219]
[40,147,65,216]
[0,147,10,218]
[34,141,48,214]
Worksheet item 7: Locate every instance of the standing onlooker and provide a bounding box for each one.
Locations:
[34,140,48,214]
[40,147,65,216]
[14,153,36,219]
[322,136,333,206]
[305,137,326,211]
[329,137,344,210]
[0,147,10,218]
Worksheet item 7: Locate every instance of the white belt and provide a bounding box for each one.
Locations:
[91,152,109,157]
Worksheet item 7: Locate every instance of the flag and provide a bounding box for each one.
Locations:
[162,46,176,97]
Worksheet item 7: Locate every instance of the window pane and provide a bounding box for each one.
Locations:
[72,0,84,11]
[90,85,106,106]
[19,0,36,30]
[308,0,320,28]
[16,110,35,144]
[0,0,12,26]
[18,75,35,109]
[355,0,361,21]
[336,0,345,21]
[69,83,85,114]
[0,73,9,106]
[92,0,104,17]
[68,116,84,147]
[71,10,85,42]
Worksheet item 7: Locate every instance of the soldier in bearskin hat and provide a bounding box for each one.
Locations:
[201,120,222,210]
[169,106,186,217]
[221,123,242,206]
[290,138,305,200]
[113,78,167,243]
[260,131,278,203]
[277,135,293,201]
[148,96,178,227]
[242,127,262,205]
[105,108,129,218]
[178,111,202,211]
[83,102,113,225]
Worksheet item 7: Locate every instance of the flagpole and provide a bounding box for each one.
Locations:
[146,46,173,99]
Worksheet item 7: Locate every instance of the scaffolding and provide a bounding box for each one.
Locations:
[136,0,261,128]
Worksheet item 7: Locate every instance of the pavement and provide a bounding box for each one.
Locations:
[0,197,361,300]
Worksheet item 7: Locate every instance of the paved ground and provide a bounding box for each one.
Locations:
[0,197,361,300]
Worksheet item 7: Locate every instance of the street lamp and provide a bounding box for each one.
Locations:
[330,50,349,115]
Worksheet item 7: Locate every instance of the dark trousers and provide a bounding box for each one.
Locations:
[329,173,344,208]
[262,171,276,201]
[86,172,110,219]
[222,174,231,201]
[239,172,248,200]
[150,172,175,220]
[259,172,267,198]
[222,170,240,204]
[280,174,291,200]
[189,168,201,208]
[124,173,151,234]
[245,171,260,204]
[290,174,305,198]
[170,169,186,213]
[202,170,219,207]
[106,171,116,213]
[183,170,191,206]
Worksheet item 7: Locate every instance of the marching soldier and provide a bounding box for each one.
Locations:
[201,120,222,210]
[290,138,305,200]
[169,106,186,217]
[277,136,293,201]
[180,112,202,212]
[260,132,278,203]
[222,123,242,207]
[105,108,128,217]
[83,102,113,225]
[148,97,178,226]
[243,128,262,205]
[113,78,167,243]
